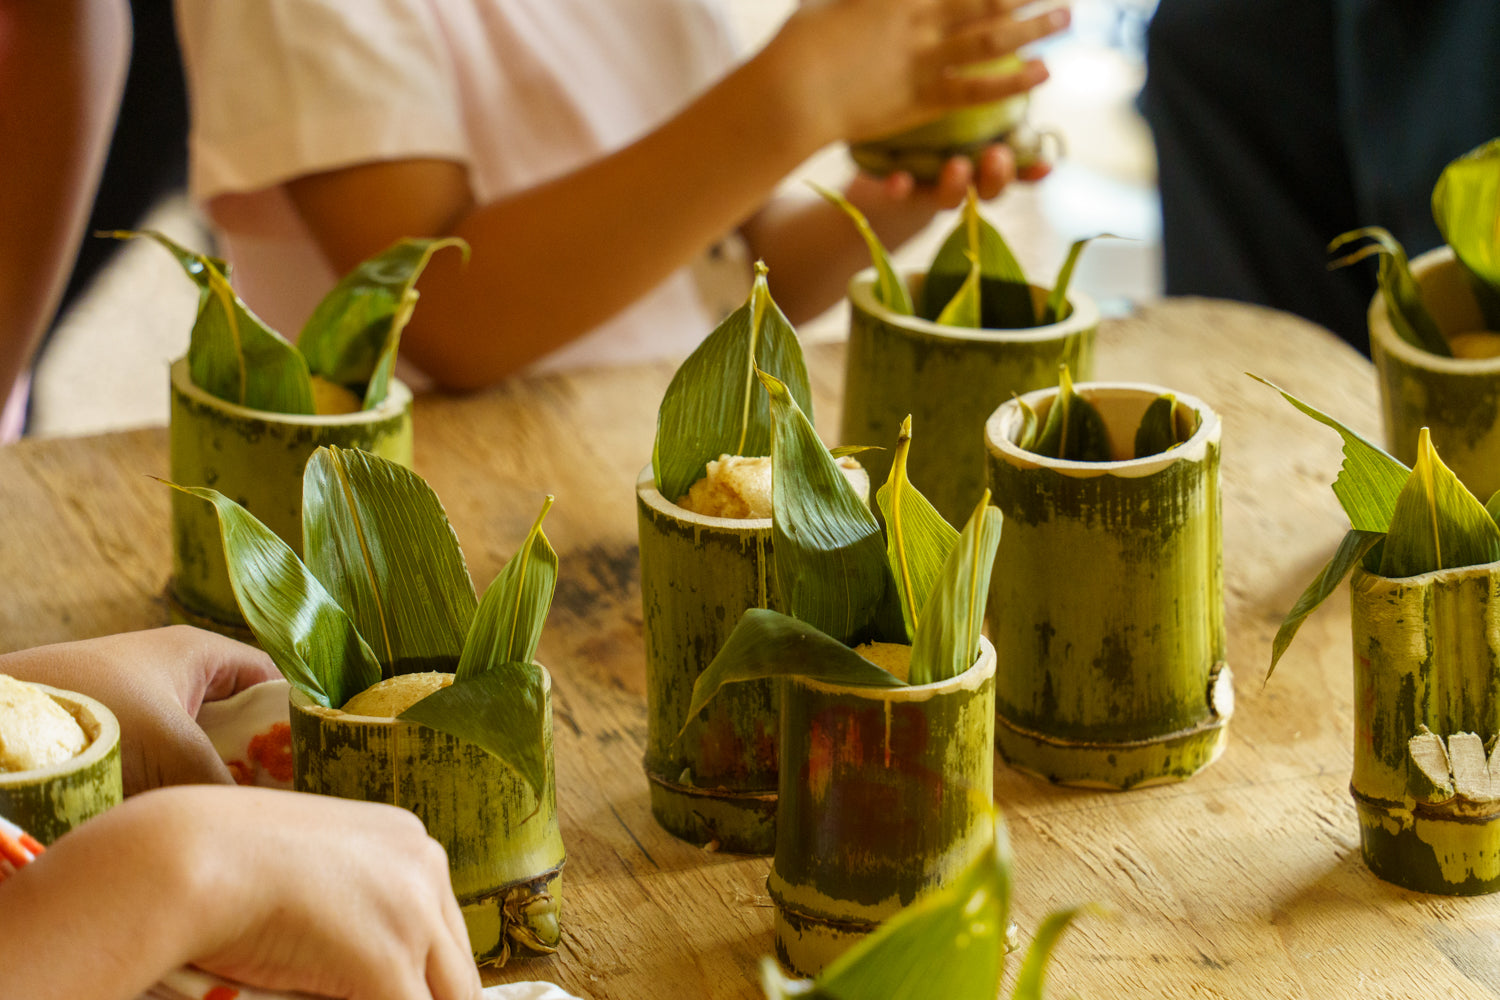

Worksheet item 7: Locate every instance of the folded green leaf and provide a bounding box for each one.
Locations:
[399,661,548,804]
[1014,395,1040,452]
[299,237,469,403]
[762,368,902,646]
[909,492,1003,685]
[1031,365,1110,462]
[1328,227,1450,356]
[934,249,983,328]
[302,447,477,676]
[363,288,416,410]
[104,229,229,296]
[1432,138,1500,330]
[166,482,381,709]
[1248,374,1409,531]
[1133,393,1196,458]
[652,262,813,501]
[1040,235,1105,325]
[813,183,913,315]
[1379,427,1500,578]
[1010,905,1094,1000]
[457,496,557,682]
[683,608,905,733]
[1268,528,1383,680]
[921,188,1033,327]
[878,416,960,641]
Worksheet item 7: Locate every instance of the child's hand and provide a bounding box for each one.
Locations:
[0,626,279,793]
[774,0,1071,149]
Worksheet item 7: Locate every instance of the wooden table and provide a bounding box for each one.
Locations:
[4,298,1499,999]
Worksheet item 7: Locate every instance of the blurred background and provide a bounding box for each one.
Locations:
[30,0,1160,438]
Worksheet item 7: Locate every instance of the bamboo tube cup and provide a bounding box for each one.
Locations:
[984,383,1231,787]
[0,685,122,845]
[769,638,996,978]
[638,464,870,853]
[289,673,565,964]
[841,271,1098,526]
[1370,245,1500,502]
[168,358,414,631]
[1350,563,1500,894]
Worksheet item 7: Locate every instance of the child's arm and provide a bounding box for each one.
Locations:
[0,626,279,793]
[0,786,481,1000]
[283,0,1070,390]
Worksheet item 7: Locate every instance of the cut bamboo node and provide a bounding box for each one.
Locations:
[841,270,1097,527]
[984,384,1228,788]
[0,684,122,845]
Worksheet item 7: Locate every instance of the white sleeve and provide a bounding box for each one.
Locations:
[176,0,470,201]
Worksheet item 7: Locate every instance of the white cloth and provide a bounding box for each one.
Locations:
[175,0,745,375]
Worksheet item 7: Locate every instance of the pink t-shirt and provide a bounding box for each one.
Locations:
[175,0,745,375]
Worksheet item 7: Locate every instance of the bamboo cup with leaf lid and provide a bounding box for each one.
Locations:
[173,446,566,962]
[985,370,1231,787]
[824,187,1099,527]
[122,231,464,633]
[1261,376,1500,894]
[687,395,1003,976]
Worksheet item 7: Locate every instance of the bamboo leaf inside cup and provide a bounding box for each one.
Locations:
[909,492,1003,686]
[1030,365,1110,462]
[682,608,906,733]
[1328,227,1450,356]
[813,183,914,315]
[1379,428,1500,578]
[1041,235,1107,326]
[1432,138,1500,330]
[762,368,902,646]
[298,237,469,404]
[302,447,478,675]
[166,482,381,709]
[457,496,558,682]
[934,249,983,328]
[652,262,812,501]
[1133,393,1197,458]
[399,661,548,804]
[1267,528,1384,679]
[877,416,960,641]
[1249,375,1410,531]
[921,188,1033,326]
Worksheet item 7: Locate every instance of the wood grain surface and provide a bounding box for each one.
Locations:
[4,298,1498,998]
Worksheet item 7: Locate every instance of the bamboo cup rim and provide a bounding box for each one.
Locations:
[0,684,120,786]
[1351,559,1500,589]
[170,357,414,427]
[635,463,872,529]
[986,381,1220,478]
[847,269,1100,344]
[790,636,995,700]
[1369,245,1500,374]
[290,666,552,722]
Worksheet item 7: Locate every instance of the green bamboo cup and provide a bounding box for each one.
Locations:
[0,685,122,845]
[769,638,996,977]
[168,358,414,632]
[984,383,1232,787]
[1350,563,1500,895]
[289,673,565,964]
[841,271,1098,527]
[637,464,871,855]
[1370,245,1500,502]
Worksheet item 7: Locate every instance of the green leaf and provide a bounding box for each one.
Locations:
[123,229,315,413]
[457,496,557,682]
[1379,427,1500,578]
[1010,905,1092,1000]
[1328,227,1450,356]
[909,492,1003,686]
[298,237,469,403]
[934,249,983,328]
[1248,374,1410,531]
[812,183,914,315]
[362,288,416,410]
[877,416,960,641]
[1268,528,1383,680]
[1040,235,1106,325]
[301,447,477,676]
[1432,138,1500,330]
[1133,393,1196,458]
[1014,395,1040,452]
[813,813,1012,1000]
[921,188,1033,327]
[1486,489,1500,529]
[399,661,548,804]
[682,608,906,732]
[762,368,902,646]
[1031,365,1110,462]
[165,482,381,709]
[652,262,813,501]
[104,229,229,295]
